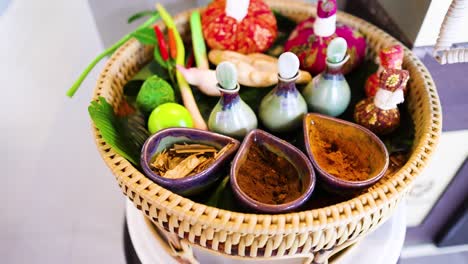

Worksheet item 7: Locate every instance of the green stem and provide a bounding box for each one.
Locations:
[156,4,207,130]
[190,11,209,69]
[66,15,159,98]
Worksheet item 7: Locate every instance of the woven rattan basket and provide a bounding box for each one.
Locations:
[91,0,442,262]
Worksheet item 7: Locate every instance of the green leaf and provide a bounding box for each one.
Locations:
[67,14,160,97]
[128,10,159,24]
[131,27,157,45]
[88,97,149,166]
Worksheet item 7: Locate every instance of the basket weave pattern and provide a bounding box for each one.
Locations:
[91,0,442,260]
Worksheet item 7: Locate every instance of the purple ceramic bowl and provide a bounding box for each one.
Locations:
[141,128,240,196]
[303,113,389,193]
[230,129,316,213]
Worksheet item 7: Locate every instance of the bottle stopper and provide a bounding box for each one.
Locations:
[278,52,300,79]
[327,37,348,64]
[216,61,238,90]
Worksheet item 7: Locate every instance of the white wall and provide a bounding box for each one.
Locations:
[377,0,468,47]
[0,0,125,263]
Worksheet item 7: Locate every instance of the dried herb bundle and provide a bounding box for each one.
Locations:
[151,143,232,179]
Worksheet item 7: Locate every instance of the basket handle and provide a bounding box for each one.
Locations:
[433,0,468,64]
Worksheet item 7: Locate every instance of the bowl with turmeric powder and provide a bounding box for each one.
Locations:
[303,113,389,193]
[230,129,316,213]
[141,128,240,195]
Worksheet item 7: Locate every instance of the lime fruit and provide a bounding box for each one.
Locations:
[148,103,193,134]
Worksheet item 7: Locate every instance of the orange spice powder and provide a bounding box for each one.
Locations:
[310,130,371,182]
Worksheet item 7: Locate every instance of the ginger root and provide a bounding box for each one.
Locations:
[209,50,312,87]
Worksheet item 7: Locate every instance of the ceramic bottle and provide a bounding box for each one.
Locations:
[208,62,257,138]
[259,52,308,133]
[302,37,351,117]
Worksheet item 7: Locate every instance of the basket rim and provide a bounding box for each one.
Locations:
[91,0,442,235]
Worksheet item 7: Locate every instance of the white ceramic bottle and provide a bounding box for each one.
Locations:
[208,62,257,138]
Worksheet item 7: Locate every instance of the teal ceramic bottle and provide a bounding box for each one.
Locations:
[208,62,257,138]
[303,37,351,117]
[259,52,308,133]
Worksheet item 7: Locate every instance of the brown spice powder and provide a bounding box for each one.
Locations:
[310,130,371,181]
[237,144,302,205]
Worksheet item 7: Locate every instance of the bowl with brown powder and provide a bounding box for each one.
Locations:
[230,129,316,213]
[303,113,389,193]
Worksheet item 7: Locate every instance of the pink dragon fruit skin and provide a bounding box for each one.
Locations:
[285,14,366,76]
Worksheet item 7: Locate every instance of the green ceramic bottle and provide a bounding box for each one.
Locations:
[208,62,257,138]
[303,37,351,117]
[259,52,308,133]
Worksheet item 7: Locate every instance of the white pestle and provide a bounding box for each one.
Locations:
[278,52,300,79]
[216,61,238,90]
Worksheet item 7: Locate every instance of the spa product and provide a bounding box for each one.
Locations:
[284,0,366,75]
[210,50,312,87]
[179,50,313,96]
[208,62,257,137]
[355,68,410,135]
[365,45,404,97]
[302,37,350,117]
[259,52,308,132]
[202,0,277,54]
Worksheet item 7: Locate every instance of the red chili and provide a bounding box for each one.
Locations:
[168,28,177,60]
[153,25,169,61]
[186,51,194,68]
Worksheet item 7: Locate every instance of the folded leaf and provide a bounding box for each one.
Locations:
[88,97,149,165]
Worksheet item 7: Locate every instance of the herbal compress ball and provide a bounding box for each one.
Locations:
[284,0,366,75]
[355,69,409,135]
[365,45,404,97]
[136,76,175,114]
[202,0,277,54]
[354,97,401,135]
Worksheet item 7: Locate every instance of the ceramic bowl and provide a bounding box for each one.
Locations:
[303,113,389,193]
[230,129,316,213]
[141,128,240,196]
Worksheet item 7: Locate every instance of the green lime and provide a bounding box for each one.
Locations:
[148,103,193,134]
